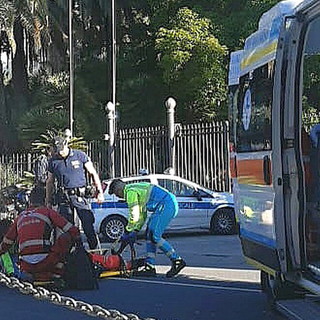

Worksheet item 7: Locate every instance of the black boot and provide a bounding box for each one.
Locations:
[135,264,157,277]
[166,259,186,278]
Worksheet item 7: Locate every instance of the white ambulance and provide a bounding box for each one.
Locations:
[229,0,320,317]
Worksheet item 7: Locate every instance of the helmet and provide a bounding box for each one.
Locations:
[15,190,31,213]
[16,190,30,205]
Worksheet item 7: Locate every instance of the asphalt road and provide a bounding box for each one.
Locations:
[1,233,285,320]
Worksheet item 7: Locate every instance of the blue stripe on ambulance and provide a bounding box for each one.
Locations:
[240,228,276,248]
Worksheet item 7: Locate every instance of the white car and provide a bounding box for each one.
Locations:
[91,174,235,242]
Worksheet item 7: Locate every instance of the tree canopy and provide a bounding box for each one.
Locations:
[0,0,284,151]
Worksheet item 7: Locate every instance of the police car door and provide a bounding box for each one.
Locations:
[158,178,207,230]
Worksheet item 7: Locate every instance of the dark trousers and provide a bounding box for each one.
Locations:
[59,194,97,250]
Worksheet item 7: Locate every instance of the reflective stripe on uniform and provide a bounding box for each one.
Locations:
[62,222,73,233]
[156,239,165,247]
[29,213,53,228]
[20,253,48,264]
[17,212,53,230]
[19,239,51,251]
[131,205,140,222]
[166,249,175,257]
[2,236,14,245]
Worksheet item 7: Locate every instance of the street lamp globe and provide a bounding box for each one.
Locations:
[106,101,115,112]
[165,97,176,110]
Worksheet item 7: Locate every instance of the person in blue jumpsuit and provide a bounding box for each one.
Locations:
[45,132,104,250]
[108,179,186,277]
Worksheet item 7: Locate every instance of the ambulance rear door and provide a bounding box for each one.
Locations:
[234,60,279,275]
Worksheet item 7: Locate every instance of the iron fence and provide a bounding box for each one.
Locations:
[88,121,230,192]
[0,121,230,192]
[0,153,38,189]
[175,121,230,192]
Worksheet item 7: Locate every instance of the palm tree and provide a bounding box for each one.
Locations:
[0,0,52,151]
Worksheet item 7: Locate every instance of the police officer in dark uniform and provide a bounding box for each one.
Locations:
[45,131,104,250]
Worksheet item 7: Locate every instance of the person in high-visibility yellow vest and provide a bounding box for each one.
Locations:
[108,179,186,277]
[0,219,15,275]
[0,252,14,275]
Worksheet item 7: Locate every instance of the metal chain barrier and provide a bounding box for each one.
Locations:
[0,272,156,320]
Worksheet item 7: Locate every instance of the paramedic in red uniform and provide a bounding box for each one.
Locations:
[0,187,80,282]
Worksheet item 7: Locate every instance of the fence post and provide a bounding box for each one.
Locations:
[105,101,116,178]
[27,153,32,173]
[165,97,176,175]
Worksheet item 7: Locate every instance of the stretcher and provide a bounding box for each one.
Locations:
[0,240,145,290]
[89,241,146,279]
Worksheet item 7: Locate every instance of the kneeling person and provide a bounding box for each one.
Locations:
[0,187,80,282]
[108,179,186,277]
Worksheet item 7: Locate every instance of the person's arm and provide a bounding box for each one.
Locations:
[84,161,104,202]
[45,171,55,208]
[0,221,17,255]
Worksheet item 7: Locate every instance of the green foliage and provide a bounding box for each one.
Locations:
[19,128,88,187]
[155,7,227,121]
[0,162,17,189]
[74,60,107,140]
[18,71,70,144]
[0,0,50,55]
[302,55,320,130]
[18,69,105,145]
[31,129,87,152]
[180,0,280,51]
[303,55,320,110]
[0,0,293,148]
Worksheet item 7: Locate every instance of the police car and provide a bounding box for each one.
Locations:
[91,174,235,242]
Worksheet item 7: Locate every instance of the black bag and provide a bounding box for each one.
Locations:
[64,243,99,290]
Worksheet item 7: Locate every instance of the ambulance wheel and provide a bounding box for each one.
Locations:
[261,271,303,306]
[210,208,236,235]
[101,215,127,243]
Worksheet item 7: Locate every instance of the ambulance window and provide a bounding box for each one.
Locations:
[302,15,320,267]
[229,86,239,149]
[237,62,274,152]
[302,16,320,132]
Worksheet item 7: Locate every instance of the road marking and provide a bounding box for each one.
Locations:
[156,265,260,283]
[111,277,261,293]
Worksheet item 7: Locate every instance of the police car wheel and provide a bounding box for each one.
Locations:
[101,215,127,243]
[210,208,236,235]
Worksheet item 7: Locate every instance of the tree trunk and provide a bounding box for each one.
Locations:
[12,19,28,96]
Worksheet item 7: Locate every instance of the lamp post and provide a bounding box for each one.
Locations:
[104,0,117,178]
[69,0,74,135]
[105,101,115,178]
[165,97,176,175]
[111,0,116,107]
